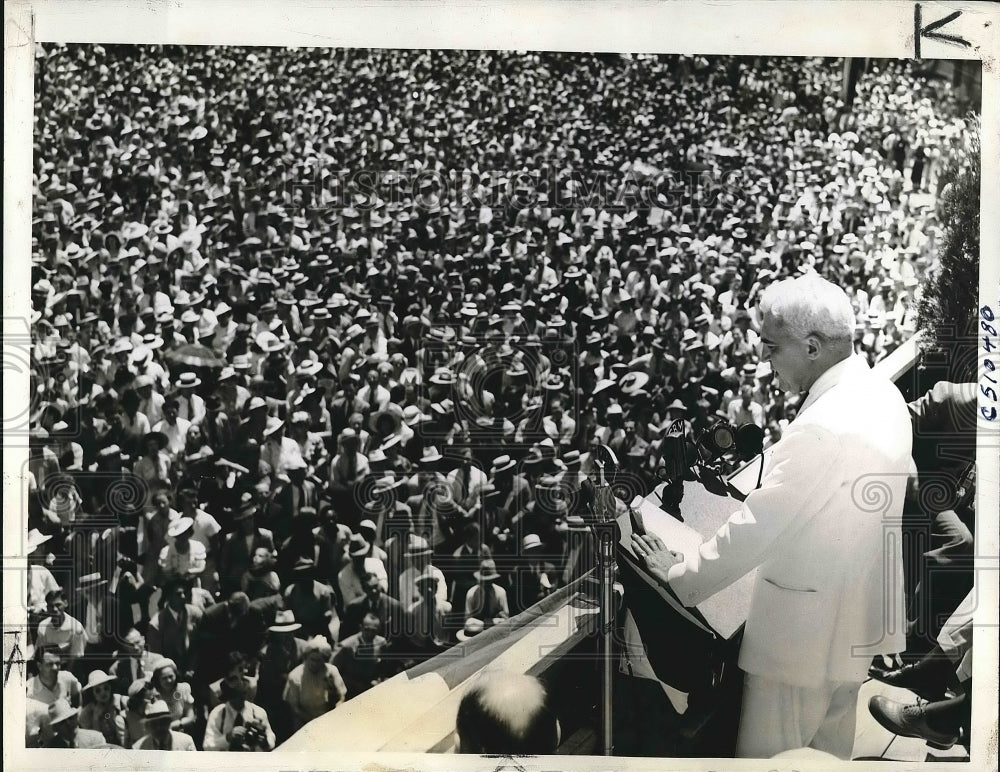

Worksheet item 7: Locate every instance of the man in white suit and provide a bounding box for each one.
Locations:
[633,273,912,759]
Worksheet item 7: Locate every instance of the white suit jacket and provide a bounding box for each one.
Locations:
[667,355,911,688]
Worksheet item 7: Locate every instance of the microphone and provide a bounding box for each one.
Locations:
[734,423,764,460]
[734,423,767,490]
[655,433,688,484]
[581,445,619,527]
[697,420,736,461]
[653,426,695,519]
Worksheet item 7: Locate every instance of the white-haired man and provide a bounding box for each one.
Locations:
[633,272,912,758]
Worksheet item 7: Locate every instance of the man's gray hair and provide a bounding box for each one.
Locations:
[304,635,333,658]
[758,272,855,343]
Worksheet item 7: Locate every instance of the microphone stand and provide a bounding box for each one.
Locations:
[592,446,618,757]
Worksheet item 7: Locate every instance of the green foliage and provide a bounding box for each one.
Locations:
[916,116,981,380]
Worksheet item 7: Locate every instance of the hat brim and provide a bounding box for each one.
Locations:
[77,577,109,590]
[50,707,81,725]
[83,674,117,690]
[473,571,502,582]
[27,534,53,552]
[268,622,302,633]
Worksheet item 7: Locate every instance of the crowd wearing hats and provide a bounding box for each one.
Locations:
[26,44,976,751]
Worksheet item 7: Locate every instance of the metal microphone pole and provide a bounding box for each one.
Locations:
[592,446,618,757]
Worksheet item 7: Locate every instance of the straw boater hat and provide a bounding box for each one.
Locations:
[143,700,173,723]
[418,446,443,465]
[291,557,316,575]
[77,572,108,591]
[167,517,194,539]
[405,534,433,558]
[489,455,516,475]
[402,405,431,426]
[268,609,302,634]
[456,617,485,642]
[562,514,590,532]
[473,559,501,582]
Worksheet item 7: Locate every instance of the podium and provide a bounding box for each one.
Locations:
[612,474,754,757]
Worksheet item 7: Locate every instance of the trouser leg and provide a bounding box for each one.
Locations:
[736,673,860,759]
[809,681,861,759]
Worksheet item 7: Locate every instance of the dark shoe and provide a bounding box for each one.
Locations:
[868,696,959,750]
[868,662,947,701]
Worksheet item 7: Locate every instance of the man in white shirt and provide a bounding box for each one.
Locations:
[135,374,165,426]
[133,699,197,750]
[177,487,222,554]
[633,273,912,759]
[36,589,89,666]
[260,417,305,479]
[357,369,391,412]
[204,664,276,751]
[727,384,766,428]
[152,398,191,459]
[27,529,59,618]
[541,398,577,448]
[446,448,489,514]
[174,372,207,425]
[337,536,389,608]
[26,646,82,707]
[397,536,449,608]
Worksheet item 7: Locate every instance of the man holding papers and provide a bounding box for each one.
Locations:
[632,274,912,759]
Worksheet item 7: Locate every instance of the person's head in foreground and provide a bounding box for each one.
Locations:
[454,672,560,754]
[757,272,854,394]
[303,635,333,675]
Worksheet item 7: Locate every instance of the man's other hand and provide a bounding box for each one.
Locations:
[630,533,684,587]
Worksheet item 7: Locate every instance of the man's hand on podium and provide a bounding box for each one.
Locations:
[631,533,684,588]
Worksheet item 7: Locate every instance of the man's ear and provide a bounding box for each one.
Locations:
[805,334,823,360]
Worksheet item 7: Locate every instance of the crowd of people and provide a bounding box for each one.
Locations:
[25,43,976,751]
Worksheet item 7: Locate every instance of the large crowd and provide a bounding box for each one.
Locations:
[24,44,976,751]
